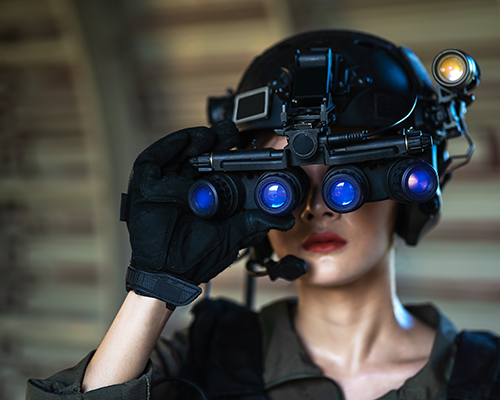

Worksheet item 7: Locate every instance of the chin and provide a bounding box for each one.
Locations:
[298,255,369,288]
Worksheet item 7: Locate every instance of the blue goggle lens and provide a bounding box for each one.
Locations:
[388,158,438,203]
[329,180,356,206]
[192,185,215,212]
[407,169,432,196]
[260,182,288,209]
[322,168,367,213]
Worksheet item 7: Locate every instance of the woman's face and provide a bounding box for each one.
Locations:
[264,135,398,287]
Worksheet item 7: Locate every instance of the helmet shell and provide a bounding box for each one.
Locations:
[230,30,437,135]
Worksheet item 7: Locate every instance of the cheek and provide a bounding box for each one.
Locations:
[350,201,397,244]
[340,201,397,267]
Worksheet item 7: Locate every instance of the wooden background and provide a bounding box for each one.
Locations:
[0,0,499,398]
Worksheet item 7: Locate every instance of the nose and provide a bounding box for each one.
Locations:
[299,165,339,223]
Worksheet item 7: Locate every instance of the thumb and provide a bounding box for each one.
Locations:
[225,210,295,250]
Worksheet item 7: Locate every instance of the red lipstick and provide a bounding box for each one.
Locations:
[302,231,347,253]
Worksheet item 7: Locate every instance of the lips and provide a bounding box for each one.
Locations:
[302,231,348,253]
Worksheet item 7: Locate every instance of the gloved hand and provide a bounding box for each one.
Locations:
[120,120,294,309]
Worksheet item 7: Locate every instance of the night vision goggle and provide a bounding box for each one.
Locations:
[188,49,480,219]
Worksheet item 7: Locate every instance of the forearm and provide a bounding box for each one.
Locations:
[82,291,173,393]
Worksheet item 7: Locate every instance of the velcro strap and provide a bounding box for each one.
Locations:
[126,266,202,308]
[120,193,130,222]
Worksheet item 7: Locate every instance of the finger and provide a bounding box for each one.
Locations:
[176,120,238,159]
[225,210,295,250]
[210,119,240,152]
[178,119,239,180]
[182,126,219,158]
[135,127,216,168]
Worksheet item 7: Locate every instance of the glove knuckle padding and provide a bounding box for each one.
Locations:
[141,165,191,204]
[135,130,190,168]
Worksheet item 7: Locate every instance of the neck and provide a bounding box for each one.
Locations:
[294,247,414,373]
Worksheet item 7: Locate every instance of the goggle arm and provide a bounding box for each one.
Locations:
[190,129,433,172]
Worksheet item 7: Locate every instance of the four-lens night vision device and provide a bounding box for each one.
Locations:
[190,31,480,250]
[189,131,438,217]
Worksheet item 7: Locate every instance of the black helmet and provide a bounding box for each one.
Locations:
[207,30,479,247]
[210,30,439,138]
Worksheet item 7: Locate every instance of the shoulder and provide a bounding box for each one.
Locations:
[448,330,500,398]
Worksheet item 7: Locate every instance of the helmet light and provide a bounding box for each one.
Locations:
[438,56,465,83]
[432,49,480,91]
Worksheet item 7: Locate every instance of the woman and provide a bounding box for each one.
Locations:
[27,30,492,400]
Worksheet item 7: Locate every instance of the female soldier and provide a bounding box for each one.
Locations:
[27,30,494,400]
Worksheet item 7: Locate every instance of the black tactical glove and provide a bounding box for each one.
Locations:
[120,120,294,309]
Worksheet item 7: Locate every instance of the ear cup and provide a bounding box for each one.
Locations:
[395,193,441,245]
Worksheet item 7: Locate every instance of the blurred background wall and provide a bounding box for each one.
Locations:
[0,0,499,398]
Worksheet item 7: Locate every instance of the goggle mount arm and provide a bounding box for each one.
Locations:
[191,129,434,173]
[430,49,480,177]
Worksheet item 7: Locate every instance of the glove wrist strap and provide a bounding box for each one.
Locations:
[126,266,202,310]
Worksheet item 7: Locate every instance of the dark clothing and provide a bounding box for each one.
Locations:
[258,300,457,399]
[26,299,458,399]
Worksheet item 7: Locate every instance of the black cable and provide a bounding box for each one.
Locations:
[152,376,208,400]
[245,274,255,309]
[245,258,268,277]
[362,92,419,138]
